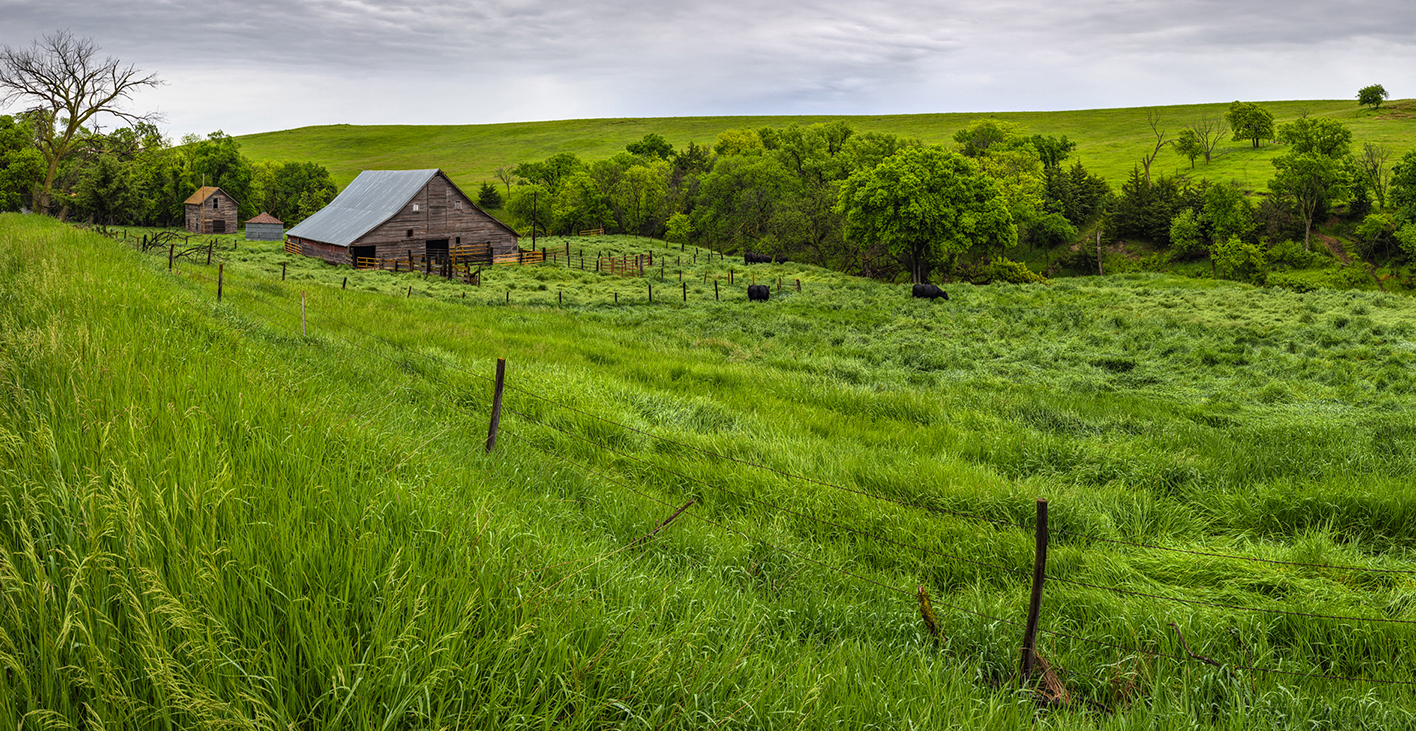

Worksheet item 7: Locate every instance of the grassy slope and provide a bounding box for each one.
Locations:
[237,99,1416,191]
[6,216,1416,728]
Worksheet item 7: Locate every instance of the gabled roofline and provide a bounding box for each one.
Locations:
[436,172,520,240]
[184,186,240,207]
[291,169,518,247]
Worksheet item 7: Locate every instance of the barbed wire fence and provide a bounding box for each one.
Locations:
[168,247,1416,711]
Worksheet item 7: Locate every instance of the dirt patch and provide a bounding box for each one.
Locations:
[1316,233,1351,264]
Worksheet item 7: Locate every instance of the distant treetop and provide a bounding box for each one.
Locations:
[1358,84,1389,110]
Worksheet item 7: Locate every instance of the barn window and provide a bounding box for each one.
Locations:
[406,229,413,237]
[412,203,420,212]
[456,202,462,209]
[456,236,461,244]
[212,198,219,209]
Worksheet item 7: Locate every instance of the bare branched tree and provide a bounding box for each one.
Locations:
[1139,109,1171,185]
[1190,115,1228,164]
[494,166,517,199]
[0,30,162,216]
[1357,142,1392,211]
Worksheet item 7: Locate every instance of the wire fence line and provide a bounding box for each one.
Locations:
[185,264,1416,692]
[250,273,1416,581]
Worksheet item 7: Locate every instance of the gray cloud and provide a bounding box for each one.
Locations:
[1,0,1412,137]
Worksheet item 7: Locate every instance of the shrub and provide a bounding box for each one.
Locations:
[1267,239,1327,270]
[974,256,1048,284]
[1213,236,1268,284]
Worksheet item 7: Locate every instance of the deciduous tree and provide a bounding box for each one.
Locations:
[836,146,1014,284]
[1275,117,1352,158]
[0,31,161,216]
[1226,101,1274,149]
[1358,84,1389,111]
[1270,152,1347,251]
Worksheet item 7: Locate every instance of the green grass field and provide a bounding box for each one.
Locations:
[5,215,1416,728]
[237,99,1416,192]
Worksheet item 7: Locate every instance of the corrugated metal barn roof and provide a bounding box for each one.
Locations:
[286,169,439,248]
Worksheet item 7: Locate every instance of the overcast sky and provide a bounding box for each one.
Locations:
[2,0,1412,139]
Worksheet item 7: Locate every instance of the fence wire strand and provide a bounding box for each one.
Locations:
[191,268,1416,690]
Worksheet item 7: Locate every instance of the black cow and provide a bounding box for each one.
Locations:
[747,284,770,301]
[912,283,949,300]
[773,254,789,264]
[744,252,773,264]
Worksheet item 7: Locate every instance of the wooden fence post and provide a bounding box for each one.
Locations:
[282,262,287,281]
[342,276,347,289]
[407,285,411,298]
[682,281,687,302]
[168,244,174,270]
[207,241,213,265]
[796,278,801,292]
[1019,499,1049,681]
[485,357,506,453]
[649,283,653,303]
[217,263,224,302]
[714,280,719,300]
[301,291,306,337]
[558,290,562,305]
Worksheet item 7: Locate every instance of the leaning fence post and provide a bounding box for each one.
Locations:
[207,241,213,265]
[485,358,506,453]
[714,280,719,300]
[1020,498,1049,681]
[217,263,224,302]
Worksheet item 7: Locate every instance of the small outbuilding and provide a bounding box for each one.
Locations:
[184,187,240,234]
[245,212,284,241]
[286,169,517,266]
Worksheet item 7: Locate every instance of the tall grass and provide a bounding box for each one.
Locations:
[4,215,1416,728]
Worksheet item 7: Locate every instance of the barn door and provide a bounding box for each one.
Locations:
[213,219,226,234]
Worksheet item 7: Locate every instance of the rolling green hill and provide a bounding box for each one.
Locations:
[7,214,1416,728]
[237,99,1416,192]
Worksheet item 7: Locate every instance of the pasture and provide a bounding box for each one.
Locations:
[4,214,1416,729]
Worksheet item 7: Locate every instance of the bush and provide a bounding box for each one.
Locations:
[1213,235,1267,284]
[1267,239,1328,270]
[973,256,1048,284]
[1266,273,1321,293]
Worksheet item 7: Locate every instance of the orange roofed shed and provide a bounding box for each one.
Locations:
[184,187,240,234]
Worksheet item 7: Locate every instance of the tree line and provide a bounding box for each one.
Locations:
[497,120,1110,283]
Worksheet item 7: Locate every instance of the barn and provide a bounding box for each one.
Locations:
[245,212,284,241]
[285,169,517,267]
[184,187,240,234]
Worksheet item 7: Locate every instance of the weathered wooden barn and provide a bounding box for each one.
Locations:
[184,187,240,234]
[245,212,284,241]
[285,169,517,266]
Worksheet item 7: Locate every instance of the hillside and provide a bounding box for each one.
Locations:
[237,99,1416,192]
[6,215,1416,728]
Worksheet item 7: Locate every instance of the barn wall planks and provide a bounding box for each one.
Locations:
[357,176,517,260]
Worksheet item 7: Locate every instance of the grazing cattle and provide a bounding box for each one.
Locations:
[912,283,949,300]
[773,254,789,264]
[747,284,770,301]
[744,252,773,264]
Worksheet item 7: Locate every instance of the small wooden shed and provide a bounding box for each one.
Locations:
[184,187,240,234]
[245,212,284,240]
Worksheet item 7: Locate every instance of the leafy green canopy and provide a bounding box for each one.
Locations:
[1226,101,1275,149]
[836,146,1014,283]
[1358,84,1389,110]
